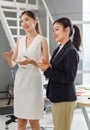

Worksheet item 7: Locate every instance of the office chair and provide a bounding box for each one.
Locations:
[5,65,18,129]
[0,84,17,130]
[0,65,18,129]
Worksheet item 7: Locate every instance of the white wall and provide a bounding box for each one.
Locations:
[0,21,13,91]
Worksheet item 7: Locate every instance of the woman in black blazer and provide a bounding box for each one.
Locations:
[38,17,81,130]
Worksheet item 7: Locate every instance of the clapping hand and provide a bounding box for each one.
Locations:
[17,56,38,66]
[3,50,13,62]
[38,57,51,71]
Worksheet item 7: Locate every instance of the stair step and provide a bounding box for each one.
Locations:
[2,8,18,12]
[0,1,38,10]
[13,35,25,38]
[6,17,18,21]
[9,26,21,29]
[9,26,22,29]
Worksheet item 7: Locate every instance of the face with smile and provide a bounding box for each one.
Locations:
[53,22,70,44]
[20,14,36,32]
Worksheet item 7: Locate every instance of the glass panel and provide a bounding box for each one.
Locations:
[83,23,90,84]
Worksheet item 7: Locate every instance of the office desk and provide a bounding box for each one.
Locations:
[76,85,90,130]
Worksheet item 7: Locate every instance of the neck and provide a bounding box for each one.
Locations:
[26,31,38,40]
[60,38,70,46]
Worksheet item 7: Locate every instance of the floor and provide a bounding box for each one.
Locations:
[0,107,90,130]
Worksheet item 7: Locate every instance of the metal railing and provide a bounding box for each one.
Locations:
[41,0,54,42]
[0,6,16,51]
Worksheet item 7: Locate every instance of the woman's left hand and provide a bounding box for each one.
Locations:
[17,56,38,66]
[38,63,49,71]
[38,57,51,71]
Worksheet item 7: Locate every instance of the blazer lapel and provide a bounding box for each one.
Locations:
[51,47,65,62]
[51,40,72,63]
[51,45,60,62]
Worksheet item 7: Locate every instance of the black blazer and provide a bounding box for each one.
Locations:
[44,40,79,103]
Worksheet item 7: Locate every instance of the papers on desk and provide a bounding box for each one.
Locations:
[77,91,86,96]
[76,85,90,107]
[76,85,90,97]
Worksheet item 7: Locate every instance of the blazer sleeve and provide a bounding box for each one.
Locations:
[44,49,79,84]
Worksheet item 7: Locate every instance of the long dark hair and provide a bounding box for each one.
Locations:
[53,17,81,51]
[21,10,41,34]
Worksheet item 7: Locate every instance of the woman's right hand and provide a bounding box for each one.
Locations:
[17,56,38,67]
[38,57,52,71]
[3,50,13,62]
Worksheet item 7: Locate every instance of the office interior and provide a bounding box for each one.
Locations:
[0,0,90,130]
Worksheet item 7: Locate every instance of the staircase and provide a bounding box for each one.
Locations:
[0,0,38,51]
[0,0,54,52]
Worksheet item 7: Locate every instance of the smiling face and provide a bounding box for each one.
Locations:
[53,22,70,44]
[20,14,36,32]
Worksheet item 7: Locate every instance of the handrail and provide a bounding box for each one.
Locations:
[13,0,21,15]
[42,0,54,23]
[0,6,15,51]
[36,0,38,7]
[13,0,21,39]
[41,0,54,42]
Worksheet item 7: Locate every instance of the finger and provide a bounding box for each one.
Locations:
[4,52,9,55]
[18,61,24,64]
[41,57,48,64]
[10,49,13,54]
[3,53,9,58]
[24,56,28,59]
[17,62,21,64]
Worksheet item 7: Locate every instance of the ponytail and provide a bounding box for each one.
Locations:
[35,18,42,34]
[72,25,81,51]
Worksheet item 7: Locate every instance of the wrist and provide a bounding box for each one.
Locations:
[8,59,16,68]
[49,63,52,68]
